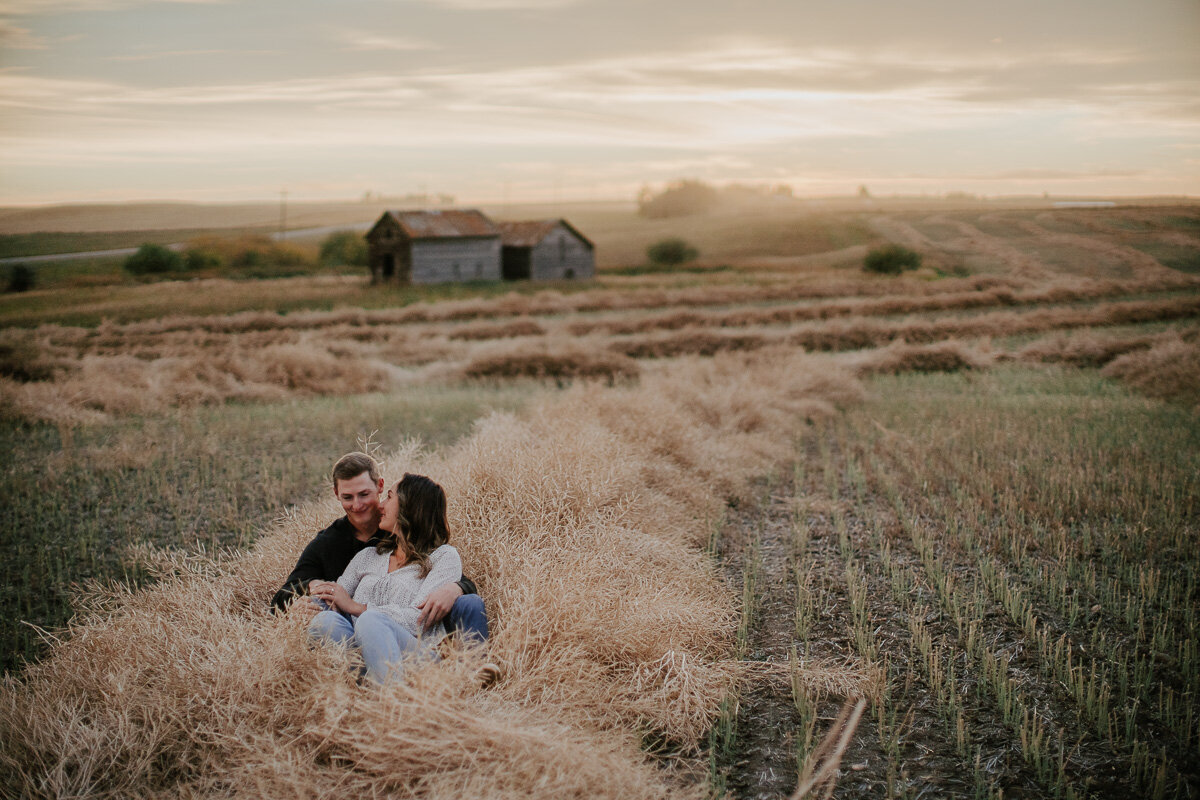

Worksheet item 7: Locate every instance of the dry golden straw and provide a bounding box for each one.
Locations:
[0,348,866,798]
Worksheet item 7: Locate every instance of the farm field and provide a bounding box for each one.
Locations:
[1,200,1199,799]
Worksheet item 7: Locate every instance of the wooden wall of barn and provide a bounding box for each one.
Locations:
[530,225,595,281]
[410,237,502,284]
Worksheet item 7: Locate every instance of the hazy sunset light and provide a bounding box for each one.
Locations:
[1,0,1197,204]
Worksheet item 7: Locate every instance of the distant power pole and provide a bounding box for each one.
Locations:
[279,190,288,238]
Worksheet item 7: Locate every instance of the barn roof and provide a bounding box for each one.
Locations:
[374,209,499,239]
[497,219,594,249]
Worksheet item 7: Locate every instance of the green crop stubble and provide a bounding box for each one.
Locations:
[854,364,1199,799]
[0,382,537,674]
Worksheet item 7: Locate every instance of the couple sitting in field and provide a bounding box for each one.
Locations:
[271,452,495,686]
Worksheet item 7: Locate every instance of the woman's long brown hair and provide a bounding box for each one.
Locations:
[376,473,451,578]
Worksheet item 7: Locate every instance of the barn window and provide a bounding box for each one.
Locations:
[453,263,460,279]
[559,236,566,263]
[475,261,482,277]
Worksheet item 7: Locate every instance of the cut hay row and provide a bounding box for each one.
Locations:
[4,292,1198,425]
[0,349,874,799]
[610,295,1200,359]
[839,329,1200,406]
[22,274,1196,352]
[565,277,1197,338]
[28,274,1029,340]
[1014,326,1200,368]
[1100,336,1200,406]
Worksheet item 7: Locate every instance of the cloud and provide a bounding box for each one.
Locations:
[1,0,227,14]
[106,49,253,62]
[412,0,582,8]
[338,32,438,52]
[0,21,47,49]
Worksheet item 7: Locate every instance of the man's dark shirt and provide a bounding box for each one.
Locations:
[270,516,477,611]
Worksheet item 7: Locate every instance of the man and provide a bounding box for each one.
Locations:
[272,451,488,642]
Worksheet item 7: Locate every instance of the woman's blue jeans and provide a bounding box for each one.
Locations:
[309,608,433,685]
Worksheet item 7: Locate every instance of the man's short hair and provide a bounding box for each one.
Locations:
[331,452,381,490]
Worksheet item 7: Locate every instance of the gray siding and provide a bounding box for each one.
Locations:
[530,225,594,281]
[410,238,501,284]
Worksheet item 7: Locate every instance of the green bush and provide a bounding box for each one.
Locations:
[646,238,699,266]
[184,247,223,271]
[124,243,183,275]
[863,244,922,275]
[5,264,34,293]
[319,230,368,267]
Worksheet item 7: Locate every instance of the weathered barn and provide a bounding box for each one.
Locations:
[497,219,595,281]
[366,209,501,285]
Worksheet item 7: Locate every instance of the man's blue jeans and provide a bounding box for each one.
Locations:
[446,594,489,644]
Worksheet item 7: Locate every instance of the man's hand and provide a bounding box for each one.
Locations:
[417,583,463,631]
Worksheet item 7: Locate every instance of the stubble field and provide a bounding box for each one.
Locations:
[1,199,1198,799]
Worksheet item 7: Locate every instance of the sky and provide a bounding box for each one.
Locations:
[1,0,1198,205]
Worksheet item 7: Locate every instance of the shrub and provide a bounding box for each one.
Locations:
[319,230,368,267]
[5,264,34,293]
[124,243,183,275]
[184,247,223,271]
[646,238,699,266]
[863,244,922,275]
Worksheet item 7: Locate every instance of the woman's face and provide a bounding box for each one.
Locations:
[378,484,400,533]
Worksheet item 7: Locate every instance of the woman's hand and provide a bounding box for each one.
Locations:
[309,581,366,616]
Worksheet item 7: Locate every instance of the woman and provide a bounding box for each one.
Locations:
[308,473,461,685]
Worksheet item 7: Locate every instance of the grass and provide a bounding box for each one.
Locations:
[0,228,272,259]
[0,274,600,327]
[0,382,539,673]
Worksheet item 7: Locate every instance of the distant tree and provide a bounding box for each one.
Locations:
[646,237,699,266]
[5,264,34,293]
[637,179,719,218]
[124,243,183,275]
[319,230,369,267]
[858,185,871,199]
[863,244,922,275]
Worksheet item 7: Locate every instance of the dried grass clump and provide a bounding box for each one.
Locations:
[459,342,640,383]
[1015,331,1170,367]
[0,344,394,424]
[615,330,773,359]
[843,340,994,376]
[0,348,865,798]
[447,317,546,341]
[0,333,58,383]
[1101,335,1200,406]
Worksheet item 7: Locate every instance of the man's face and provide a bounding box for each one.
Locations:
[335,472,384,531]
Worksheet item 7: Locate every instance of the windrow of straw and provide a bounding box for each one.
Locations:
[4,290,1197,425]
[457,341,640,383]
[30,273,1029,339]
[1013,326,1200,368]
[0,348,872,799]
[1100,334,1200,406]
[610,295,1200,359]
[565,277,1200,338]
[0,342,394,424]
[839,340,994,376]
[21,274,1195,351]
